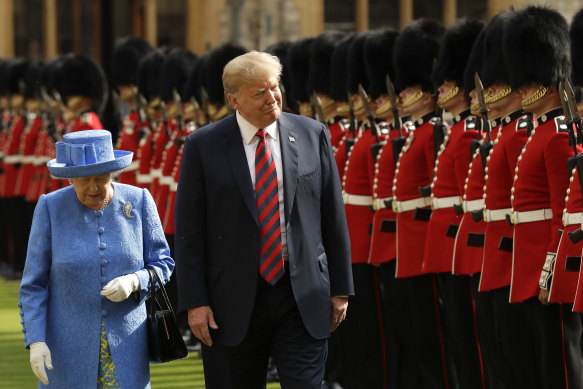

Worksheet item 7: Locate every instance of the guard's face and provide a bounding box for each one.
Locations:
[228,77,282,129]
[71,173,112,210]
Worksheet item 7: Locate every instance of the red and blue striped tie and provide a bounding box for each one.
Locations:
[255,129,285,285]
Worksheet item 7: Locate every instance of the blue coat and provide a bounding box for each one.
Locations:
[19,183,174,388]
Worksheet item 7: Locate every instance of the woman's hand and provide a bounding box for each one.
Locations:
[100,273,140,302]
[30,342,52,385]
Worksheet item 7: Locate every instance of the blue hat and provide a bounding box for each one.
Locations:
[47,130,133,178]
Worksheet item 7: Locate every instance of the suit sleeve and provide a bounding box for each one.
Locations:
[544,132,574,254]
[174,136,209,311]
[319,124,354,296]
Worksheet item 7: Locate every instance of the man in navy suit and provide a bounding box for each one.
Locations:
[175,51,353,388]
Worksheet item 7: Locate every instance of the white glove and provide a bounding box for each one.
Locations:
[100,273,140,302]
[30,341,52,385]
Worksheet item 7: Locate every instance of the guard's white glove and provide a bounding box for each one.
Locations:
[100,273,140,302]
[30,341,52,385]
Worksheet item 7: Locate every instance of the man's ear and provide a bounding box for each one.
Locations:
[227,93,238,110]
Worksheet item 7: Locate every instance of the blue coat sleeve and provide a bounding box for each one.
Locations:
[18,195,52,347]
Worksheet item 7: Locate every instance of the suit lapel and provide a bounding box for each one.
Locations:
[278,113,298,226]
[222,115,259,226]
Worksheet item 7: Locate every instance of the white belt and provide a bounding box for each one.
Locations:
[393,197,431,213]
[20,155,36,164]
[483,208,512,222]
[150,168,162,178]
[432,196,462,210]
[3,155,21,164]
[136,173,153,184]
[464,199,484,213]
[125,160,139,171]
[563,212,583,227]
[508,208,552,225]
[170,182,178,192]
[33,156,45,166]
[343,192,373,206]
[373,197,393,211]
[159,176,174,186]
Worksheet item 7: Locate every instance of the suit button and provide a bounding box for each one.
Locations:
[102,310,108,317]
[100,242,107,249]
[98,227,105,234]
[101,259,107,265]
[101,276,107,283]
[96,210,103,217]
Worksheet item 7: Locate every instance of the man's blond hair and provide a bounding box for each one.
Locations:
[222,51,282,98]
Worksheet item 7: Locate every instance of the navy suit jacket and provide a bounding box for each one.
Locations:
[175,112,353,346]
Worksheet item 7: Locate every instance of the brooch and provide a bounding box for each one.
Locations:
[123,201,134,219]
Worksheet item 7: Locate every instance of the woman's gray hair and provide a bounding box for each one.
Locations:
[222,51,282,98]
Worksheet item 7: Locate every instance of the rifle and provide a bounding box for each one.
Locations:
[561,80,583,244]
[386,75,407,166]
[159,100,171,138]
[475,72,493,169]
[358,84,385,164]
[201,87,211,123]
[310,92,326,126]
[173,89,184,133]
[136,93,154,141]
[345,92,358,160]
[191,97,201,128]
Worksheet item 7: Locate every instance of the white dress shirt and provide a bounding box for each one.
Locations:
[236,111,288,259]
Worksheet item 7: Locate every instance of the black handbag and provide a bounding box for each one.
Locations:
[146,267,188,363]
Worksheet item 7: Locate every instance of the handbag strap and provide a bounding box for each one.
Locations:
[146,267,174,314]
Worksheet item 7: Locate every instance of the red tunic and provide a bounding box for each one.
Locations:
[548,167,582,303]
[15,114,43,197]
[423,112,478,273]
[368,124,410,264]
[156,119,181,230]
[149,121,171,203]
[0,115,25,197]
[510,109,573,303]
[116,111,144,186]
[394,113,437,278]
[328,118,349,151]
[452,120,500,275]
[343,125,385,263]
[480,112,530,291]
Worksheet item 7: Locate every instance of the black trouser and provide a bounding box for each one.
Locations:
[2,196,28,273]
[404,273,451,389]
[378,261,422,388]
[339,263,384,389]
[436,273,484,389]
[225,268,327,389]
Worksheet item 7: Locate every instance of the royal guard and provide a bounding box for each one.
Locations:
[505,6,583,388]
[308,31,349,151]
[134,49,166,190]
[0,58,30,277]
[330,35,356,178]
[59,53,106,133]
[156,48,197,235]
[364,27,421,389]
[111,36,153,186]
[203,43,247,123]
[570,8,583,314]
[391,19,452,388]
[477,13,537,388]
[423,19,484,389]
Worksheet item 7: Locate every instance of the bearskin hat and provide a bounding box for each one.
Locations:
[433,18,484,89]
[463,27,486,92]
[393,18,444,92]
[204,43,248,106]
[481,12,512,88]
[182,53,207,104]
[287,37,314,103]
[23,61,43,100]
[136,49,167,101]
[504,6,570,89]
[40,56,65,98]
[112,36,153,87]
[265,40,297,112]
[159,48,197,102]
[571,8,583,87]
[363,28,399,99]
[308,31,346,97]
[7,58,30,95]
[59,53,106,103]
[329,34,354,102]
[347,32,372,95]
[0,59,11,96]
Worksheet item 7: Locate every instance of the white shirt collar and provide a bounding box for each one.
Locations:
[236,111,279,145]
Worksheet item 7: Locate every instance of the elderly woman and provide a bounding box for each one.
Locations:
[18,129,174,388]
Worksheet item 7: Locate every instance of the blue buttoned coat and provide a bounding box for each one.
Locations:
[19,183,174,388]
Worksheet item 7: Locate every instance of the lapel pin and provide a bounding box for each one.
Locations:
[123,201,134,219]
[289,136,295,143]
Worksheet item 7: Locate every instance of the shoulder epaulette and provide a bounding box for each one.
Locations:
[516,115,530,131]
[403,120,415,132]
[464,116,478,131]
[555,117,569,133]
